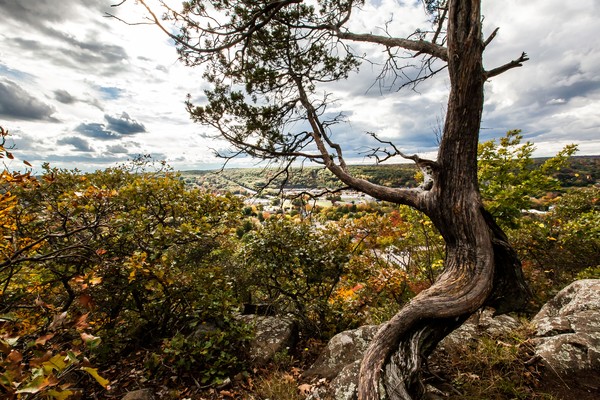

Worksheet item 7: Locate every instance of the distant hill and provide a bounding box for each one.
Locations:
[181,156,599,193]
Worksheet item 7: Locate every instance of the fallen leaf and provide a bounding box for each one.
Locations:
[298,384,313,395]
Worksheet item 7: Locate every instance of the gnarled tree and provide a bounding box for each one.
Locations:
[116,0,532,398]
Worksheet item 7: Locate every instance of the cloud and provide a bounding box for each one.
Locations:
[106,144,129,154]
[53,89,104,110]
[54,89,77,104]
[0,1,129,76]
[75,122,120,140]
[0,0,110,25]
[73,113,146,143]
[57,136,95,152]
[8,36,128,76]
[0,79,57,121]
[104,112,146,134]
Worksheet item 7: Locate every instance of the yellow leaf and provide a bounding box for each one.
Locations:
[81,367,110,388]
[43,354,68,374]
[46,389,75,400]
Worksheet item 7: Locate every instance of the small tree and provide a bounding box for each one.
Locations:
[118,1,536,398]
[478,130,577,227]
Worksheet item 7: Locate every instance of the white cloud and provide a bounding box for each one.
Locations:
[0,0,598,172]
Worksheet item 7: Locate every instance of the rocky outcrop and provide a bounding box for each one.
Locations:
[238,314,297,365]
[531,279,600,381]
[303,325,380,400]
[303,325,380,381]
[303,310,522,399]
[438,308,521,350]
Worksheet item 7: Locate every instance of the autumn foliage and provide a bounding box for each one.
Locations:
[0,127,597,398]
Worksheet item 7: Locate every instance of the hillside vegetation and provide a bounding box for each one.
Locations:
[1,127,598,399]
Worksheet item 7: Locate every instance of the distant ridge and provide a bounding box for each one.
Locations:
[181,156,599,193]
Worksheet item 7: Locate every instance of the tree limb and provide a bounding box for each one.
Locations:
[335,30,449,62]
[484,52,529,79]
[483,27,499,48]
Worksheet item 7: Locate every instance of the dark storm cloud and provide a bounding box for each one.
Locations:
[538,80,600,105]
[73,113,146,142]
[105,112,146,134]
[0,79,57,121]
[57,136,95,152]
[75,123,120,141]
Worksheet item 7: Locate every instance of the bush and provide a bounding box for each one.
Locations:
[508,187,599,303]
[240,218,354,337]
[1,160,249,394]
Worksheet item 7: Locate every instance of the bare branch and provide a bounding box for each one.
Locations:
[431,6,448,45]
[483,27,499,48]
[335,30,449,62]
[484,52,529,79]
[365,132,438,169]
[128,0,302,59]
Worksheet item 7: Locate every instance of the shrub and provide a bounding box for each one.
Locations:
[240,218,354,337]
[508,186,599,303]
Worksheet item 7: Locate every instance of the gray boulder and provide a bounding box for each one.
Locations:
[531,279,600,379]
[303,310,522,400]
[238,314,297,365]
[438,308,521,350]
[121,389,155,400]
[303,325,379,381]
[303,325,379,400]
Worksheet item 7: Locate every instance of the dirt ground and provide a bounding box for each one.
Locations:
[536,369,600,400]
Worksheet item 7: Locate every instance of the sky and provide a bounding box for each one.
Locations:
[0,0,598,173]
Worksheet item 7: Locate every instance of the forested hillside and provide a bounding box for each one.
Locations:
[183,156,599,193]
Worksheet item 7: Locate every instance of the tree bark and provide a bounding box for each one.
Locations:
[357,1,530,399]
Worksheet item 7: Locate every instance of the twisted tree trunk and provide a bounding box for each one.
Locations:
[357,1,530,399]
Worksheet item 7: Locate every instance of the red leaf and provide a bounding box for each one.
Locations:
[35,333,55,346]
